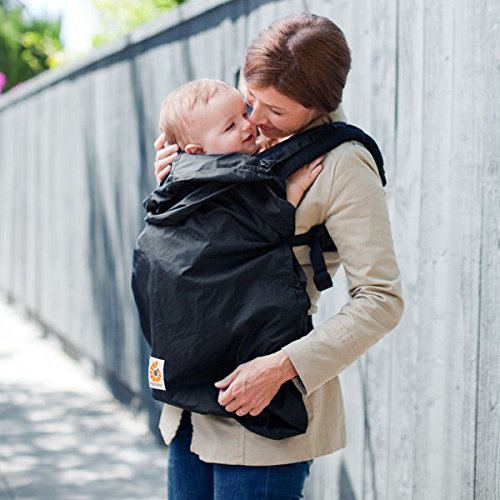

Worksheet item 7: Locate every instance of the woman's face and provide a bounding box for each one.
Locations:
[245,85,322,140]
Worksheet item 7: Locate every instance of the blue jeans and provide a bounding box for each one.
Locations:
[168,412,312,500]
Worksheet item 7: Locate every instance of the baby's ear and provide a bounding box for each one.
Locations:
[185,144,204,154]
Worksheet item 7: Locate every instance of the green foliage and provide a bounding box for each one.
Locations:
[0,1,64,92]
[92,0,187,48]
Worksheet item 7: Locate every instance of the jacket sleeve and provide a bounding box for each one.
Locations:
[282,143,404,396]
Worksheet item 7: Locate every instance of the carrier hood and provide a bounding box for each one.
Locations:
[143,152,275,225]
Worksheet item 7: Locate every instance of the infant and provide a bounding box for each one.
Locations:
[159,79,322,206]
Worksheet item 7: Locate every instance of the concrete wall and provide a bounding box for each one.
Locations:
[0,0,498,498]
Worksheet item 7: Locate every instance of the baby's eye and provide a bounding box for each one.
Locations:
[271,109,283,116]
[224,122,235,132]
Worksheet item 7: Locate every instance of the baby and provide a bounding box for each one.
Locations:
[159,79,322,207]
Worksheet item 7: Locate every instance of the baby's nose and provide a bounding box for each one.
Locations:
[242,118,253,131]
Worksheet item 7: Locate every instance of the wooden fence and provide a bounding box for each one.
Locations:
[0,0,498,498]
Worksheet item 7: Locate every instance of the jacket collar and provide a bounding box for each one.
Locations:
[305,105,347,131]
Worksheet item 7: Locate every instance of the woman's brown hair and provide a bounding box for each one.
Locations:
[242,13,351,114]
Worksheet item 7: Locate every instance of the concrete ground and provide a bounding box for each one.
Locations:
[0,301,167,500]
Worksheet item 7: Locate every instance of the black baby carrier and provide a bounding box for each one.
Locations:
[132,122,385,440]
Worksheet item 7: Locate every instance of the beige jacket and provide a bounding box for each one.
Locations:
[158,110,404,465]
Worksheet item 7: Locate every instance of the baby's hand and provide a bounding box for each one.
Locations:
[154,132,179,184]
[286,155,324,207]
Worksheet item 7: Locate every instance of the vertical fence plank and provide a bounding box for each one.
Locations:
[473,1,500,497]
[412,0,472,495]
[358,2,398,500]
[0,108,17,298]
[389,0,424,497]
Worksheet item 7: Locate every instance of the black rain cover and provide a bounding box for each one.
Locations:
[132,152,312,440]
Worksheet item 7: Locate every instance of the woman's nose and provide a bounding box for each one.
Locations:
[248,102,265,126]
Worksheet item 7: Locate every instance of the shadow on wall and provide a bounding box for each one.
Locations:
[83,104,163,440]
[339,460,357,500]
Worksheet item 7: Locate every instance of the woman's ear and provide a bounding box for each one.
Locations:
[184,144,205,154]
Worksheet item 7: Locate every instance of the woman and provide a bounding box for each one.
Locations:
[153,13,403,499]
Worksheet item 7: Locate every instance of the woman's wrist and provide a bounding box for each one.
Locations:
[273,351,298,384]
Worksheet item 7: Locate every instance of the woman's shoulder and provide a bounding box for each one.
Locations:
[323,139,383,185]
[301,139,384,211]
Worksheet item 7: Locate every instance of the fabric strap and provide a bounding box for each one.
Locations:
[266,123,386,292]
[258,122,386,186]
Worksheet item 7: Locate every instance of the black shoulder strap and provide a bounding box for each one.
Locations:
[257,122,386,186]
[270,123,386,293]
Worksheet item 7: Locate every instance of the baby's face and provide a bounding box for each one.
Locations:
[191,89,258,155]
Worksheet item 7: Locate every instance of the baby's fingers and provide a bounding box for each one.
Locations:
[307,155,325,170]
[154,132,167,152]
[155,153,178,184]
[309,163,323,180]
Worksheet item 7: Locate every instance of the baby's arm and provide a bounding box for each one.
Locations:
[286,156,324,207]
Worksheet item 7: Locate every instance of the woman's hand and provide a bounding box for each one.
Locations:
[215,351,298,417]
[154,132,179,184]
[286,155,324,207]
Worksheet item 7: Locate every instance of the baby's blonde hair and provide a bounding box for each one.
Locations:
[159,79,235,148]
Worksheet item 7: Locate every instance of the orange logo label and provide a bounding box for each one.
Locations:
[148,357,166,390]
[149,361,162,382]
